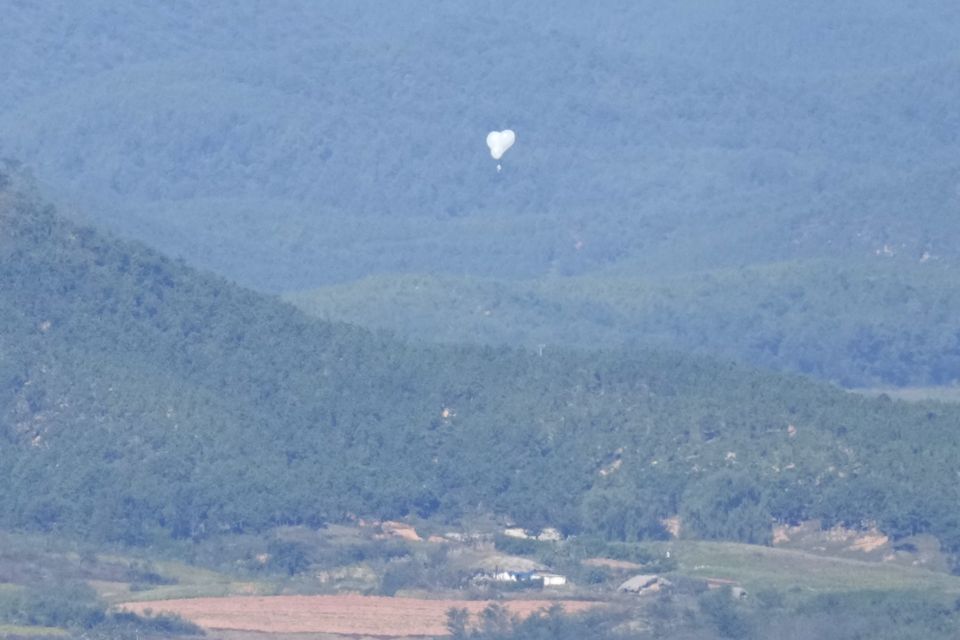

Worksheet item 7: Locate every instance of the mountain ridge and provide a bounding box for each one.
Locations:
[2,168,960,562]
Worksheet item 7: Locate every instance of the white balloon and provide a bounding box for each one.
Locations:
[486,129,516,161]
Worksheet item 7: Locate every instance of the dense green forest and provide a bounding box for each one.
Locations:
[2,168,960,565]
[3,4,959,638]
[287,261,960,387]
[1,1,958,291]
[3,1,958,395]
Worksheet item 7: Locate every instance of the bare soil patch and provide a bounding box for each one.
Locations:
[120,594,598,637]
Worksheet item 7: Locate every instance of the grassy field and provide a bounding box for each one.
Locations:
[657,540,960,595]
[92,556,277,605]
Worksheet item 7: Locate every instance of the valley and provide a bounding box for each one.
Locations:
[4,516,960,639]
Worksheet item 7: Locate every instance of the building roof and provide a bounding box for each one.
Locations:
[618,574,660,592]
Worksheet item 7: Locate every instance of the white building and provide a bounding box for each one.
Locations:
[536,527,563,542]
[533,572,567,587]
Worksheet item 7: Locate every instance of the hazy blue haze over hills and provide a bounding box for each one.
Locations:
[286,260,960,387]
[2,1,959,290]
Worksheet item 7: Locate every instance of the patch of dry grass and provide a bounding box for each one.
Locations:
[656,540,960,594]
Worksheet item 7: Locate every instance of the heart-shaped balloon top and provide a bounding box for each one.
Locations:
[486,129,516,160]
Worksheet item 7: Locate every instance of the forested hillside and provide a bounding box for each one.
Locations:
[1,1,959,290]
[2,169,960,563]
[287,261,960,387]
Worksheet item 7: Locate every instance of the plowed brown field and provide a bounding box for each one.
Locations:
[120,595,599,636]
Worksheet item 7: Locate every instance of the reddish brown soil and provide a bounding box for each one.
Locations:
[121,594,598,636]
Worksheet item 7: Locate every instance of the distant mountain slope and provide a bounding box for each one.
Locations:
[285,261,960,387]
[1,2,959,289]
[2,169,960,562]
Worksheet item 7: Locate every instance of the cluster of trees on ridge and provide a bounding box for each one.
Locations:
[287,261,960,388]
[2,167,959,567]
